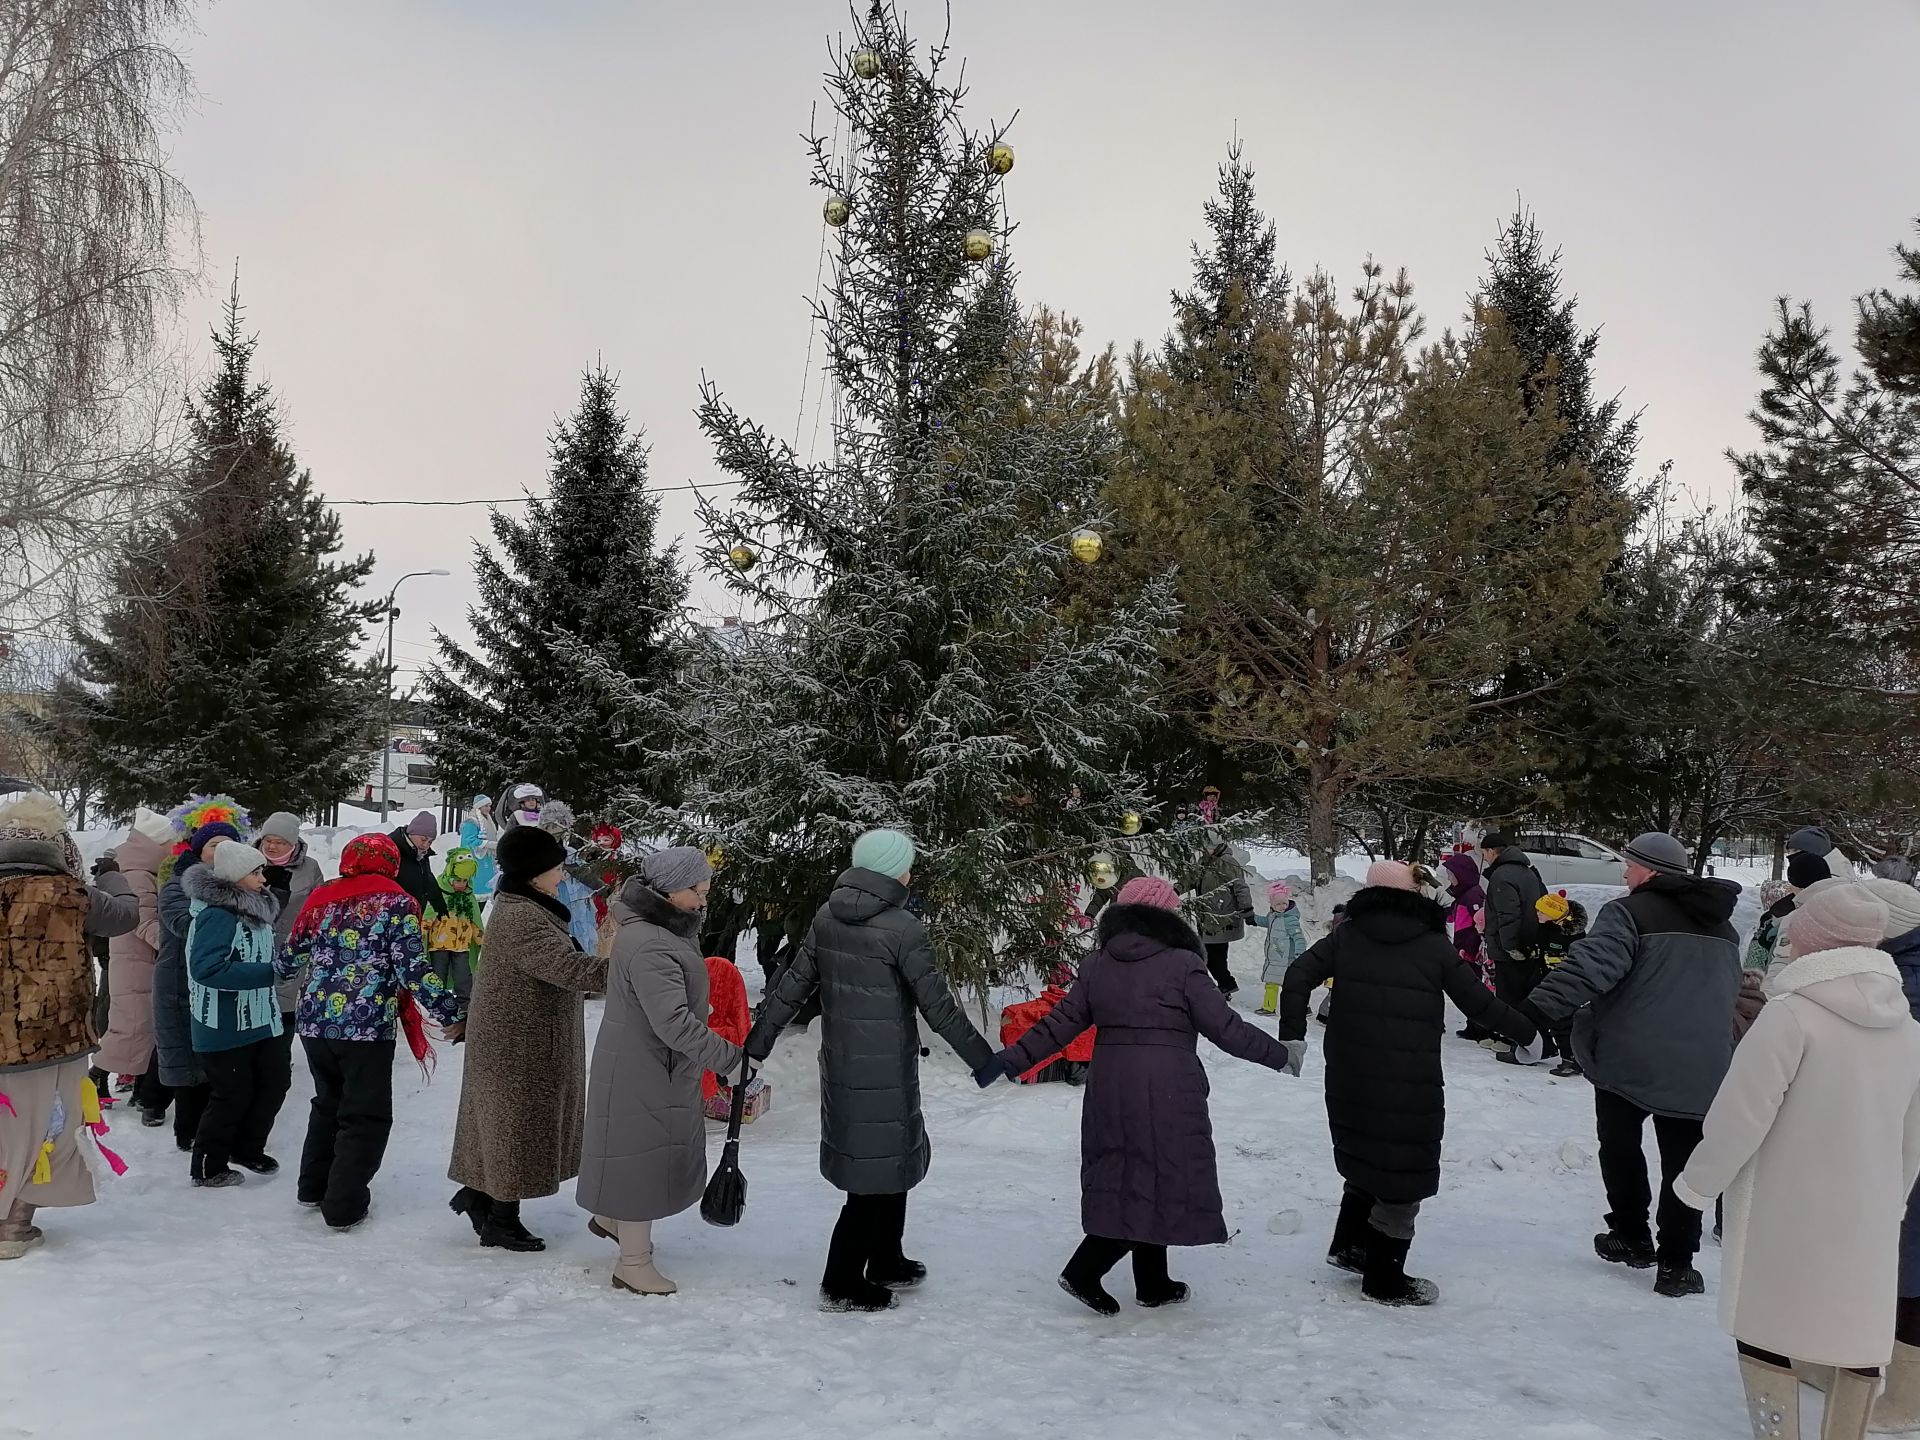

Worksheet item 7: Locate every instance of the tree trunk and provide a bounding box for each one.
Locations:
[1771,832,1787,883]
[1307,766,1339,890]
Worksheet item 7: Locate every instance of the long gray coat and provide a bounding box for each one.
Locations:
[264,842,324,1014]
[746,868,994,1195]
[575,882,743,1223]
[449,886,607,1201]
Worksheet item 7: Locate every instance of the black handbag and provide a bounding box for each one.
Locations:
[700,1071,750,1227]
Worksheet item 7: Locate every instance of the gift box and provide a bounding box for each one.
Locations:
[704,1077,772,1123]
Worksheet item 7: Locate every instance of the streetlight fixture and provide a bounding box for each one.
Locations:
[380,569,449,819]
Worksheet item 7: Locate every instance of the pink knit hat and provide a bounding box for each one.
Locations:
[1268,879,1292,907]
[1365,860,1418,891]
[1788,879,1890,960]
[1116,875,1181,911]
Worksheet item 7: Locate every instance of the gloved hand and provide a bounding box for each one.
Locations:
[974,1057,1009,1088]
[1508,1036,1545,1066]
[1280,1040,1307,1078]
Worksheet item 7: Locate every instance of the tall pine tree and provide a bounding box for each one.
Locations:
[423,367,686,814]
[49,283,380,817]
[608,3,1177,991]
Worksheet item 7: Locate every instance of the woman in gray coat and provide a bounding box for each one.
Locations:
[746,828,995,1314]
[576,847,742,1297]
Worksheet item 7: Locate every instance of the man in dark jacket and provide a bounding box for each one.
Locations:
[1480,831,1549,1011]
[390,812,449,924]
[746,828,993,1314]
[1281,860,1537,1307]
[1522,831,1741,1299]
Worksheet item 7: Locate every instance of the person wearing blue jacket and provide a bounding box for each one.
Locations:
[183,842,285,1188]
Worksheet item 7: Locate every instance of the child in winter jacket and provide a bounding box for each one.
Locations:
[1254,881,1307,1015]
[183,842,286,1187]
[424,846,486,1004]
[1675,880,1920,1440]
[1524,891,1588,1075]
[1441,853,1493,1041]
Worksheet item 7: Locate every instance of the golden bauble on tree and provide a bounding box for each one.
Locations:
[963,228,995,262]
[822,194,851,227]
[1087,853,1120,890]
[728,543,758,572]
[1120,811,1143,837]
[705,844,727,870]
[851,47,883,79]
[987,141,1015,175]
[1069,528,1104,564]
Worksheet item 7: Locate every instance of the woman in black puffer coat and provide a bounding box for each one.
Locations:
[1281,861,1536,1307]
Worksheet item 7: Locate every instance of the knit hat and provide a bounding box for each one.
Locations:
[1480,830,1514,851]
[0,790,78,874]
[497,824,565,883]
[188,820,243,858]
[1787,850,1837,891]
[1536,890,1572,922]
[1622,832,1690,877]
[1862,877,1920,941]
[1364,860,1417,891]
[852,828,916,880]
[1268,880,1292,907]
[537,799,576,835]
[1441,852,1481,889]
[1116,875,1181,911]
[473,794,492,809]
[131,806,176,847]
[1758,877,1790,911]
[340,832,401,879]
[212,841,267,884]
[406,810,438,840]
[1788,880,1890,960]
[643,845,712,896]
[256,811,303,847]
[1786,826,1835,858]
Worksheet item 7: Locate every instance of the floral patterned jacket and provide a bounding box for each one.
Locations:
[275,881,463,1042]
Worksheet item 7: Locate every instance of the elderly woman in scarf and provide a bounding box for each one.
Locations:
[576,847,743,1296]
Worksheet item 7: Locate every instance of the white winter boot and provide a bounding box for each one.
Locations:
[1870,1343,1920,1434]
[1824,1367,1878,1439]
[611,1219,677,1296]
[1741,1352,1801,1440]
[0,1200,42,1261]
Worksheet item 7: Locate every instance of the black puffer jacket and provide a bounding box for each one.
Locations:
[1482,847,1546,966]
[1527,872,1742,1119]
[746,867,993,1194]
[1280,885,1536,1204]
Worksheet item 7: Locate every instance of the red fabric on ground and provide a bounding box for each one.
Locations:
[1000,985,1096,1081]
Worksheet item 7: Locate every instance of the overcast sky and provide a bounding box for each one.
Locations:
[166,0,1920,685]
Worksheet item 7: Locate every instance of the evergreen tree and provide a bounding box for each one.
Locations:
[611,3,1177,992]
[422,366,686,813]
[1110,163,1620,885]
[48,284,379,817]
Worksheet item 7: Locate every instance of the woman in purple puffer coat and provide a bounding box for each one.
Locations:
[983,875,1302,1316]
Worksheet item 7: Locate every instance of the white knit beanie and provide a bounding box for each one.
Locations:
[1862,877,1920,941]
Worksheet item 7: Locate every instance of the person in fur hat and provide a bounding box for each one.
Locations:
[1282,860,1538,1307]
[1676,880,1920,1440]
[0,791,138,1259]
[183,842,285,1187]
[984,875,1302,1316]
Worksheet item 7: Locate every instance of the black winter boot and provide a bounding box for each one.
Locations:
[1131,1244,1189,1308]
[1059,1237,1126,1317]
[479,1200,545,1253]
[1327,1190,1372,1275]
[866,1256,927,1289]
[1594,1229,1657,1269]
[449,1187,492,1237]
[1653,1262,1704,1298]
[1360,1227,1439,1307]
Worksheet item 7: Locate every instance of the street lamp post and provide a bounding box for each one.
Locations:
[380,569,449,819]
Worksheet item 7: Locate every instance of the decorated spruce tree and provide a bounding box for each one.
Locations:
[49,285,380,817]
[422,366,686,813]
[616,3,1177,990]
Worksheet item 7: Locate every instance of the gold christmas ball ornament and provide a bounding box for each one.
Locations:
[728,543,758,572]
[705,844,727,870]
[987,141,1015,176]
[1088,853,1120,890]
[822,193,852,227]
[963,228,995,262]
[1120,811,1143,837]
[851,47,883,79]
[1069,528,1103,564]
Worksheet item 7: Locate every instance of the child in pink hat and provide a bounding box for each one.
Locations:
[1254,880,1307,1015]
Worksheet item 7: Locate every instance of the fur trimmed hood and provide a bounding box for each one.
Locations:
[616,876,702,938]
[183,862,283,927]
[1766,943,1911,1029]
[1097,901,1205,961]
[1345,884,1446,944]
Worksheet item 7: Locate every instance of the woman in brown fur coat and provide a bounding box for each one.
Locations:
[446,825,607,1252]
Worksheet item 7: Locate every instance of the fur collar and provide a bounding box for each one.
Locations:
[495,880,573,929]
[183,863,282,926]
[1344,884,1446,932]
[1096,902,1204,956]
[1766,944,1902,998]
[617,877,703,938]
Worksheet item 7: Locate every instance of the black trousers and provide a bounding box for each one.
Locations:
[131,1065,169,1113]
[1494,956,1557,1056]
[299,1037,396,1227]
[1064,1235,1174,1294]
[193,1035,292,1178]
[1204,942,1238,994]
[1594,1086,1705,1262]
[822,1191,907,1294]
[171,1082,211,1150]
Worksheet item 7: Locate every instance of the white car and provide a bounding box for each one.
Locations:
[1517,831,1629,888]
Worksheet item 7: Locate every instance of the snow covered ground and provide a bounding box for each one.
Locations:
[4,922,1767,1440]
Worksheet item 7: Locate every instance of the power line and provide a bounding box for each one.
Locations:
[324,476,749,509]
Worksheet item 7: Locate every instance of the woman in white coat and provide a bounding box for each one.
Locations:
[1676,880,1920,1440]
